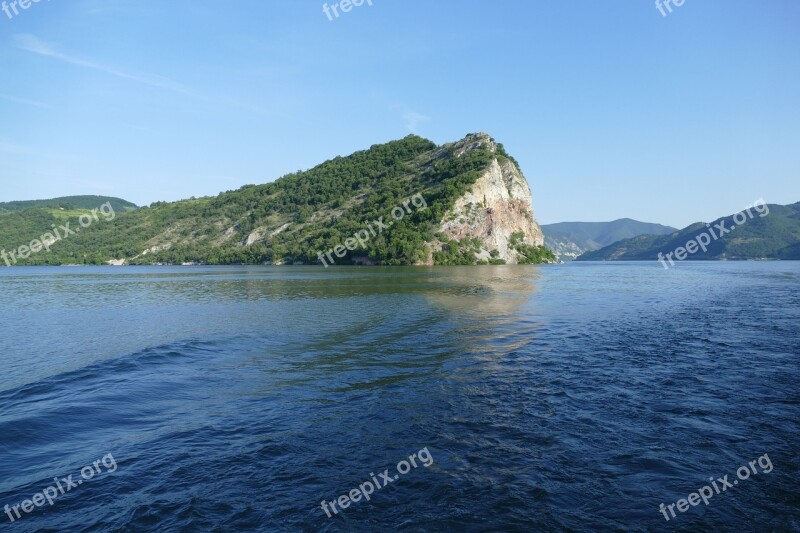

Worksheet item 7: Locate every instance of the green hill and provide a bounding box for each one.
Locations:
[0,196,137,215]
[576,201,800,262]
[0,133,554,266]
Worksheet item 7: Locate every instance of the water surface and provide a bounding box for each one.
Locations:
[0,263,798,531]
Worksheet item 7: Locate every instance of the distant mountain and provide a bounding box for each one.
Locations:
[0,196,138,214]
[0,133,555,266]
[542,219,677,261]
[577,201,800,262]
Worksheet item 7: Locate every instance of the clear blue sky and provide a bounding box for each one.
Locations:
[1,0,798,227]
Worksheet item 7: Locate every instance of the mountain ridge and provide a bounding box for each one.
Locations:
[577,201,800,262]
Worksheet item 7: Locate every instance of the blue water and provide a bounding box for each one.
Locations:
[0,263,798,531]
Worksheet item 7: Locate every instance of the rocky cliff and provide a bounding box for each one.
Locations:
[433,133,545,264]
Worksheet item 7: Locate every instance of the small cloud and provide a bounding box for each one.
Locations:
[12,33,55,56]
[392,104,430,134]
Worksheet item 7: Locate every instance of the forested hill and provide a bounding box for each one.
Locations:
[0,196,137,214]
[0,133,554,266]
[577,202,800,261]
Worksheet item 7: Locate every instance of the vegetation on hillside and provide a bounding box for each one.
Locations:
[509,231,557,264]
[577,202,800,261]
[0,196,137,214]
[0,135,555,266]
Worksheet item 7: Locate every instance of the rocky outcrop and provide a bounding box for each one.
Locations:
[435,133,546,264]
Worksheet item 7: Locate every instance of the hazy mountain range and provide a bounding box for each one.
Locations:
[542,219,677,261]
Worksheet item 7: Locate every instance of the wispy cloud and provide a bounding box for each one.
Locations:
[0,139,37,156]
[11,34,282,117]
[12,34,196,97]
[0,92,52,109]
[393,104,430,134]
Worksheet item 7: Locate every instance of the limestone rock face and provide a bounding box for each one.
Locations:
[436,133,545,264]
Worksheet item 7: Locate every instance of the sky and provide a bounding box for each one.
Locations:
[0,0,798,228]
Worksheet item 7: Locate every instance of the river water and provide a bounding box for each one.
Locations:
[0,263,797,531]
